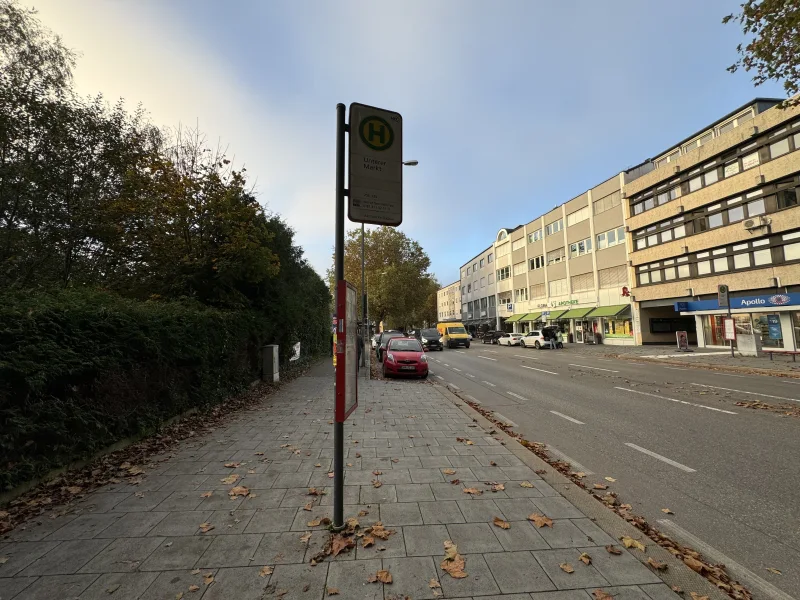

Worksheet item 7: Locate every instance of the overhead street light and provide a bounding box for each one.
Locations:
[403,160,419,166]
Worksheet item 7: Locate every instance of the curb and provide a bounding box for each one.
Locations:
[430,381,730,600]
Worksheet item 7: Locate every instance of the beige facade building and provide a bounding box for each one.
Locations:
[625,98,800,351]
[437,281,460,322]
[459,245,499,330]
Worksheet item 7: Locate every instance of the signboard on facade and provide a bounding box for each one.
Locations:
[507,303,513,311]
[718,285,729,308]
[723,318,736,341]
[675,293,800,312]
[542,311,550,318]
[676,331,689,351]
[335,280,358,421]
[348,103,403,226]
[767,314,783,340]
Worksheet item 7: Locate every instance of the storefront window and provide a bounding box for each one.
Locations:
[793,312,800,347]
[703,315,726,346]
[752,314,784,348]
[604,319,633,337]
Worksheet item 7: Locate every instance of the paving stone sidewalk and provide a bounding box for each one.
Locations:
[0,361,679,600]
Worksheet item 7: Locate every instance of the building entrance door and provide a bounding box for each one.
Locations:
[575,322,584,343]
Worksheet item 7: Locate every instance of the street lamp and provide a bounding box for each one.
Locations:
[360,161,418,378]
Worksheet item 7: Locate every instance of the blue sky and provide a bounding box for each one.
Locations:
[35,0,784,285]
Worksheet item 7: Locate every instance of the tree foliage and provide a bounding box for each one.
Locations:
[329,227,438,329]
[723,0,800,105]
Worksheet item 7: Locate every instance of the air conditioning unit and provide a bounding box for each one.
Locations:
[673,165,681,174]
[743,218,759,230]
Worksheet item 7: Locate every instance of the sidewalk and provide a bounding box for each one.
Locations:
[0,361,707,599]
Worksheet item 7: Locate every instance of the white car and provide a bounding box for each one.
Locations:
[498,333,523,346]
[520,330,547,349]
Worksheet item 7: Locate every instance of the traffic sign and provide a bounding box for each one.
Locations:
[348,103,403,226]
[718,284,729,308]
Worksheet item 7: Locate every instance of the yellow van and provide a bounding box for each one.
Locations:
[437,322,471,349]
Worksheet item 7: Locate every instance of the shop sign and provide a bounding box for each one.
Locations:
[767,315,783,340]
[675,293,800,312]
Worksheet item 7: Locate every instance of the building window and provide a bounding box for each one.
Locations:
[480,277,486,288]
[598,265,628,288]
[728,205,745,222]
[488,273,494,284]
[488,295,496,307]
[467,284,471,293]
[742,151,760,170]
[593,190,622,215]
[512,262,526,276]
[770,138,790,159]
[548,278,568,296]
[530,283,545,298]
[496,243,510,258]
[569,238,592,258]
[571,272,594,292]
[697,261,711,275]
[473,262,477,272]
[713,257,729,272]
[753,248,772,265]
[514,288,528,302]
[545,219,564,236]
[480,297,488,309]
[528,229,543,243]
[511,238,525,251]
[778,189,798,209]
[566,206,589,227]
[529,255,545,270]
[546,247,565,264]
[708,212,724,228]
[733,253,751,269]
[480,258,485,268]
[596,227,625,250]
[466,266,470,275]
[724,161,741,178]
[488,253,493,263]
[497,231,507,241]
[496,266,511,281]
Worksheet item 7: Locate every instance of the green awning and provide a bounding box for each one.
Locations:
[586,304,632,318]
[558,307,594,319]
[520,312,542,321]
[504,313,527,323]
[543,310,568,320]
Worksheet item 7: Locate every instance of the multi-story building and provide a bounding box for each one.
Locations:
[459,244,502,332]
[497,174,636,345]
[625,98,800,351]
[436,281,460,323]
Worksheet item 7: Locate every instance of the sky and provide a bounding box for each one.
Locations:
[32,0,785,286]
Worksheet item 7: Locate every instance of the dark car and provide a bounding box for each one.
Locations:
[415,328,443,351]
[484,331,506,344]
[481,330,496,344]
[376,331,404,362]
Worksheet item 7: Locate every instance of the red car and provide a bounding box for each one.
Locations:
[382,337,429,379]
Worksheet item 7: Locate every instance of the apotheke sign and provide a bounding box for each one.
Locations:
[675,293,800,312]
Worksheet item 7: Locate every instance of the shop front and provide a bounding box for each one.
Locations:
[677,293,800,352]
[588,304,635,346]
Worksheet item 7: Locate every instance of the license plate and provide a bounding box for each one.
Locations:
[400,365,415,371]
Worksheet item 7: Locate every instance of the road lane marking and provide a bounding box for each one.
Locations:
[514,354,539,360]
[493,412,517,427]
[595,358,616,363]
[780,379,800,385]
[444,364,450,367]
[465,394,480,404]
[625,443,696,472]
[486,350,498,353]
[436,375,445,381]
[521,365,558,375]
[452,368,462,372]
[690,383,800,403]
[506,391,529,402]
[547,447,593,474]
[482,381,496,387]
[656,520,796,600]
[550,411,585,425]
[663,366,689,371]
[466,373,476,378]
[615,387,737,415]
[447,383,460,390]
[455,351,466,354]
[478,356,498,361]
[569,364,619,373]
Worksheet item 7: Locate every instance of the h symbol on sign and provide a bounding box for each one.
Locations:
[367,122,386,145]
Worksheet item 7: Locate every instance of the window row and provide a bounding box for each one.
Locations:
[496,266,511,281]
[545,219,563,236]
[593,190,621,215]
[513,261,526,276]
[547,247,565,264]
[569,237,592,258]
[571,272,594,292]
[596,226,625,250]
[512,238,525,251]
[636,231,800,286]
[496,243,511,258]
[566,205,589,227]
[631,118,800,216]
[528,229,543,243]
[514,288,528,302]
[530,255,545,270]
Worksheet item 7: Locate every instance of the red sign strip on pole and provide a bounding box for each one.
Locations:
[335,280,358,422]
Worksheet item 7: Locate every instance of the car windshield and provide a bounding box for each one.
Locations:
[421,329,439,338]
[447,326,466,334]
[388,339,423,352]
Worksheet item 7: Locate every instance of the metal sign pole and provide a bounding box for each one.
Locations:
[333,103,346,530]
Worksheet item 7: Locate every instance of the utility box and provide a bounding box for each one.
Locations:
[262,345,279,382]
[736,334,762,357]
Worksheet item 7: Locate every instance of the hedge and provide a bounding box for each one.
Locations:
[0,289,321,492]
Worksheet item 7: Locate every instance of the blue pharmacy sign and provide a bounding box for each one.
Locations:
[767,315,783,340]
[675,293,800,312]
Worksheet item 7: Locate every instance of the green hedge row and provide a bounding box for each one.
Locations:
[0,289,317,492]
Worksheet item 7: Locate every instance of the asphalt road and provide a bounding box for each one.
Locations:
[420,342,800,599]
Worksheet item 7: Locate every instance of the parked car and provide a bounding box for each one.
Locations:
[498,333,523,346]
[371,334,380,350]
[491,332,510,345]
[382,337,428,379]
[482,330,503,344]
[376,331,404,362]
[415,328,443,351]
[520,330,546,349]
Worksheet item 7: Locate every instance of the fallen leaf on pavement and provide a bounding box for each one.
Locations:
[199,522,214,533]
[372,479,382,488]
[535,469,547,475]
[220,474,239,484]
[491,483,504,492]
[766,567,782,575]
[520,481,534,488]
[357,510,369,517]
[362,535,375,547]
[308,488,325,496]
[203,573,214,585]
[0,556,8,564]
[307,517,331,527]
[331,534,355,556]
[604,477,616,482]
[429,579,441,589]
[528,513,553,528]
[327,588,339,595]
[372,470,383,476]
[466,440,474,445]
[128,466,144,476]
[315,463,322,468]
[441,540,467,578]
[672,586,683,594]
[489,461,498,466]
[367,574,377,583]
[346,463,352,467]
[621,536,645,552]
[355,453,362,458]
[106,583,121,594]
[683,556,705,573]
[647,557,667,571]
[328,472,334,478]
[303,502,313,511]
[661,508,674,514]
[391,458,399,463]
[254,452,264,456]
[442,469,456,475]
[593,484,608,490]
[450,479,460,485]
[224,462,240,468]
[376,569,392,583]
[176,593,184,600]
[579,552,592,565]
[689,593,710,600]
[571,472,586,479]
[66,486,82,495]
[493,517,510,529]
[299,532,312,543]
[229,486,249,497]
[560,563,575,573]
[259,566,273,577]
[605,545,622,555]
[200,491,212,498]
[188,585,200,593]
[369,522,395,540]
[463,487,482,495]
[592,590,613,600]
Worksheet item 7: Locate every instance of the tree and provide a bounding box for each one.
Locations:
[723,0,800,105]
[328,227,438,329]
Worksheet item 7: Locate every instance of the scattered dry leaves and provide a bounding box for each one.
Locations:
[528,513,553,528]
[220,474,239,485]
[766,567,782,575]
[491,483,505,492]
[520,481,534,488]
[462,487,482,495]
[492,517,510,529]
[661,508,674,514]
[299,532,312,543]
[604,477,616,482]
[303,502,313,511]
[593,483,608,490]
[647,557,668,571]
[307,517,332,527]
[369,522,395,540]
[489,461,498,466]
[440,540,467,579]
[560,563,575,574]
[224,462,240,468]
[372,480,383,488]
[579,552,592,565]
[362,535,375,547]
[605,545,622,555]
[259,565,273,577]
[372,470,383,476]
[199,522,214,533]
[327,588,339,596]
[188,585,200,593]
[376,569,392,583]
[621,536,645,552]
[689,593,710,600]
[203,573,214,585]
[308,487,325,496]
[331,534,355,556]
[228,485,249,497]
[592,590,614,600]
[428,579,441,589]
[200,491,212,498]
[442,469,456,475]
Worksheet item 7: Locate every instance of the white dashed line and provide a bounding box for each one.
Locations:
[493,412,517,427]
[452,368,462,372]
[513,354,535,359]
[690,383,800,403]
[506,391,528,402]
[482,381,496,387]
[615,387,737,415]
[478,356,498,361]
[569,364,619,373]
[464,394,480,404]
[547,447,593,475]
[625,443,696,472]
[595,358,616,363]
[436,375,445,381]
[447,383,460,390]
[662,366,689,371]
[455,351,466,354]
[486,350,499,354]
[444,364,450,367]
[520,365,558,375]
[550,411,585,425]
[466,373,476,378]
